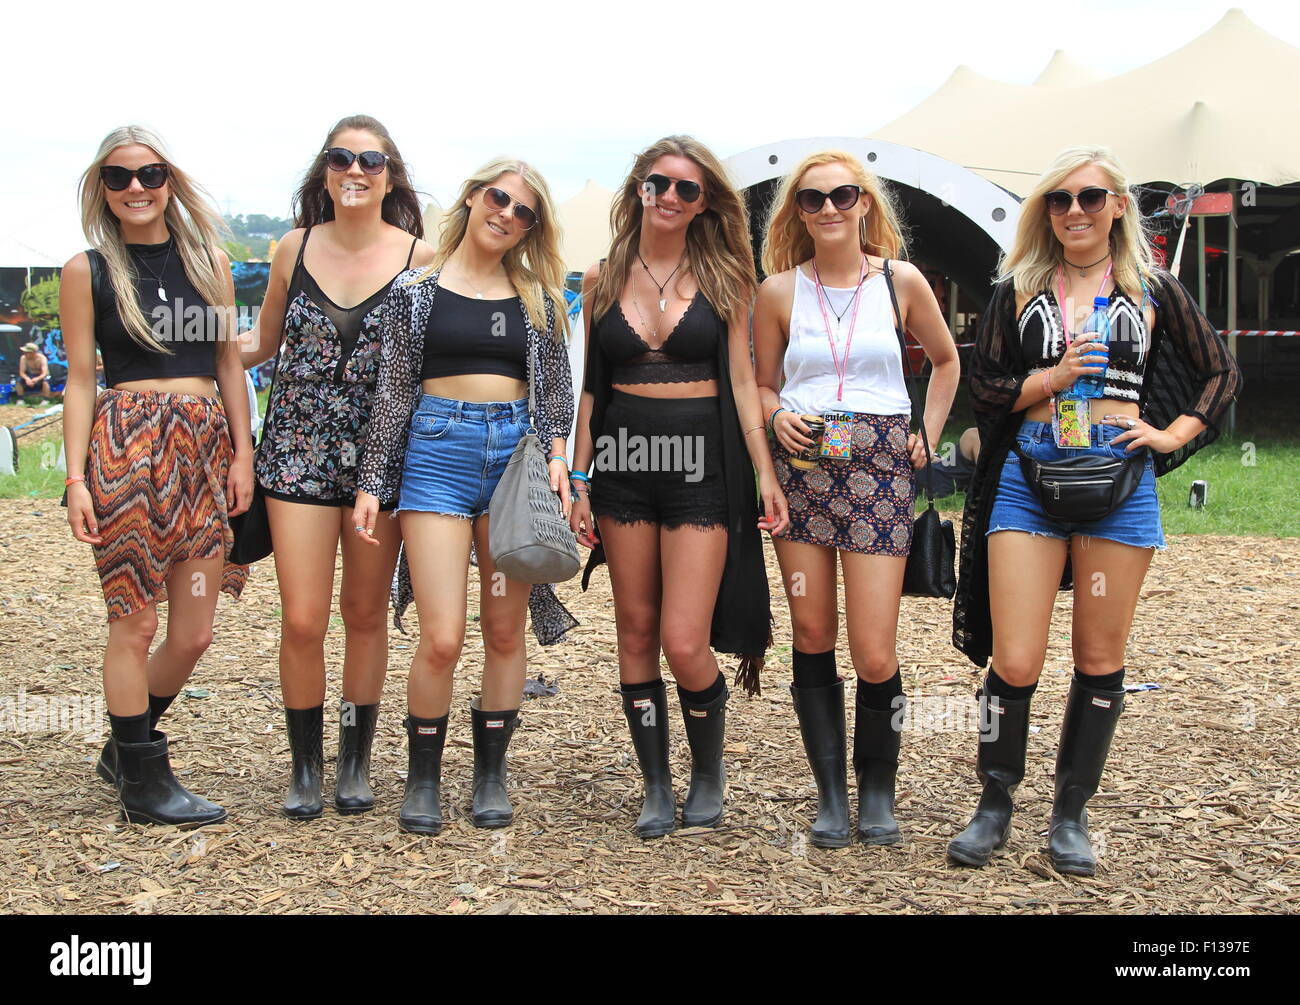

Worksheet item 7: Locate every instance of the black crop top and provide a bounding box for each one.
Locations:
[89,238,219,387]
[421,288,528,381]
[1018,287,1149,403]
[590,292,721,386]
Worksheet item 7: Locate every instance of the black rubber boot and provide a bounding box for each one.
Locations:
[854,692,904,845]
[97,694,175,784]
[947,687,1032,867]
[470,701,518,828]
[1048,676,1125,876]
[680,684,728,829]
[399,714,448,835]
[282,705,324,820]
[791,681,851,848]
[335,700,379,815]
[620,682,676,839]
[115,729,227,827]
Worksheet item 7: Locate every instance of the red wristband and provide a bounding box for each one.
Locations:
[1041,370,1054,398]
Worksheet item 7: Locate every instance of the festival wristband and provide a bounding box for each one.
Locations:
[569,470,590,482]
[65,475,85,486]
[548,454,568,467]
[767,407,787,433]
[1041,370,1055,398]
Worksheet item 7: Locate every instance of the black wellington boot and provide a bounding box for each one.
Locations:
[791,681,851,848]
[335,700,379,815]
[680,684,728,829]
[947,686,1032,867]
[115,729,227,827]
[97,694,176,785]
[470,700,519,828]
[1048,676,1125,876]
[854,693,905,845]
[282,705,324,820]
[399,714,448,835]
[620,682,676,839]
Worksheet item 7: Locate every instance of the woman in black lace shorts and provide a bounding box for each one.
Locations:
[241,115,434,820]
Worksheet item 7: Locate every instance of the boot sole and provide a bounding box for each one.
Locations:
[946,842,992,867]
[122,807,227,828]
[472,813,514,829]
[399,817,443,835]
[282,806,323,820]
[859,829,903,846]
[335,801,375,816]
[636,823,675,839]
[681,813,723,829]
[810,831,852,849]
[1050,854,1096,877]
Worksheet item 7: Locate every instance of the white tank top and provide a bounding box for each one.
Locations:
[779,264,911,417]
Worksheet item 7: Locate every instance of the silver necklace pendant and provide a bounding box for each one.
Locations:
[658,298,667,313]
[475,292,484,300]
[158,286,167,301]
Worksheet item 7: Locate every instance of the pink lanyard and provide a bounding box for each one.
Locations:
[811,256,867,402]
[1056,262,1113,346]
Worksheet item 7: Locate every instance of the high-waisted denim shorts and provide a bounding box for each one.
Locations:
[987,420,1165,549]
[398,394,530,519]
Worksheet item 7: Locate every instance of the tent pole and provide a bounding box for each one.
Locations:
[1197,216,1207,314]
[947,279,958,336]
[1227,181,1238,437]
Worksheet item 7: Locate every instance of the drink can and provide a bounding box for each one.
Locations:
[789,416,825,470]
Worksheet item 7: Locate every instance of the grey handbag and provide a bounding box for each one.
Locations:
[488,337,580,584]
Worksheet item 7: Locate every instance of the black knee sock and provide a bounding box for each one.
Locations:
[856,668,903,712]
[986,666,1038,702]
[792,647,838,689]
[1076,666,1125,691]
[677,672,725,706]
[148,692,177,727]
[109,711,151,745]
[620,678,663,696]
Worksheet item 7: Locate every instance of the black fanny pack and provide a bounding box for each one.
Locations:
[1012,442,1145,523]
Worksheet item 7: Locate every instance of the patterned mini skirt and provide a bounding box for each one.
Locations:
[771,412,916,556]
[87,389,249,621]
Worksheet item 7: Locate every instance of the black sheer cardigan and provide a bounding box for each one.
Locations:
[579,295,773,695]
[952,270,1243,668]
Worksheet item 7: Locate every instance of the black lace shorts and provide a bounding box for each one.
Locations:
[590,390,727,530]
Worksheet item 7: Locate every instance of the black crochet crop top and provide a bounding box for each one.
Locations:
[589,292,721,387]
[1018,287,1150,403]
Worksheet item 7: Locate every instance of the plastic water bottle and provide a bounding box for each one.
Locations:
[1072,297,1110,399]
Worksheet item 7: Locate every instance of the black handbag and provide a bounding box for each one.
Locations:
[228,360,276,565]
[883,261,956,599]
[1011,441,1144,523]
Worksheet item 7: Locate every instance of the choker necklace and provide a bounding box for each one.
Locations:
[637,250,683,313]
[1064,253,1110,278]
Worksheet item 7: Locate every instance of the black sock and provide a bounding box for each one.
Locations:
[856,668,903,712]
[792,647,838,689]
[148,692,177,727]
[986,666,1038,701]
[109,711,151,745]
[1076,666,1125,691]
[620,678,663,696]
[677,672,725,706]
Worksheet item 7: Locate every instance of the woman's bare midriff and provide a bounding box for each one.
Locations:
[112,376,219,398]
[611,379,718,399]
[422,374,528,403]
[1025,397,1138,425]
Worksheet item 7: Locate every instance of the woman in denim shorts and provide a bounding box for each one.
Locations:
[353,158,573,836]
[949,146,1241,876]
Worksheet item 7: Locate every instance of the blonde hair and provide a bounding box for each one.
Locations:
[78,125,232,354]
[1000,145,1158,298]
[761,150,907,276]
[412,158,567,341]
[591,135,756,321]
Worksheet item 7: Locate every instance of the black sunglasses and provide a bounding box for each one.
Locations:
[323,147,389,175]
[642,174,703,204]
[1044,186,1118,216]
[478,186,538,231]
[796,184,862,214]
[100,163,169,191]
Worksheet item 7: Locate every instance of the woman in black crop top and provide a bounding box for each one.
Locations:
[238,115,435,820]
[352,157,575,836]
[569,136,788,840]
[60,125,254,828]
[948,146,1241,875]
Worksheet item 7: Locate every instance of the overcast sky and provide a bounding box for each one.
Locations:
[7,0,1297,264]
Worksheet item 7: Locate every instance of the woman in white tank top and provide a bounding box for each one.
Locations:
[753,151,960,849]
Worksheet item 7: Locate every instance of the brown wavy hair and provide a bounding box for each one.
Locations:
[591,135,756,321]
[291,114,423,235]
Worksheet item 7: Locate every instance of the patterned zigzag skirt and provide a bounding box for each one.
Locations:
[87,389,249,621]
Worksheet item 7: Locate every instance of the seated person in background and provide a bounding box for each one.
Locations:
[18,342,52,402]
[915,425,980,497]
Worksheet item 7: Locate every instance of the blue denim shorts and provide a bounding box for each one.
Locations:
[987,420,1165,549]
[397,394,531,519]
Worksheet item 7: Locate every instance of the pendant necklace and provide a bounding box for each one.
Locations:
[133,240,172,301]
[1063,252,1111,279]
[637,250,683,313]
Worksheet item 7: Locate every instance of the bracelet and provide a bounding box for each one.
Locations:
[569,471,590,483]
[767,407,787,433]
[1041,370,1055,399]
[743,424,764,435]
[64,475,85,486]
[548,454,568,468]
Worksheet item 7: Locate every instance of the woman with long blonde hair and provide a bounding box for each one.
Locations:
[754,150,959,848]
[62,125,253,826]
[241,115,434,820]
[353,157,574,835]
[949,146,1241,874]
[568,136,787,840]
